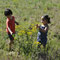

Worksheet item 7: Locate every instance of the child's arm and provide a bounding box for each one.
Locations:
[39,27,48,33]
[8,27,13,35]
[36,24,48,33]
[15,21,19,25]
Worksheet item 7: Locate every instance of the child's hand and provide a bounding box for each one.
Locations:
[16,23,19,25]
[36,24,39,28]
[11,32,13,35]
[15,21,19,25]
[12,33,15,37]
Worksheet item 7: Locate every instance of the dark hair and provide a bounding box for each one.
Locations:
[4,9,13,16]
[42,15,51,24]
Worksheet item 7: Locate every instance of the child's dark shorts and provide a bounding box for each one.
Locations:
[8,33,14,41]
[37,36,47,47]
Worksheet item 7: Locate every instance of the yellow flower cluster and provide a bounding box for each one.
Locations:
[27,32,32,35]
[31,26,37,32]
[18,30,25,36]
[34,41,41,45]
[15,25,21,29]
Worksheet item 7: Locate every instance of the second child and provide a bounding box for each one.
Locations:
[36,15,51,47]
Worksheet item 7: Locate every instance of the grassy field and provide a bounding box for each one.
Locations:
[0,0,60,60]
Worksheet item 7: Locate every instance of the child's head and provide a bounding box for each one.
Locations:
[4,9,13,17]
[41,15,50,25]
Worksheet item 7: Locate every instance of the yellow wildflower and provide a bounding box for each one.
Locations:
[27,32,32,35]
[18,33,22,36]
[31,26,37,32]
[34,41,41,45]
[31,24,34,26]
[15,25,21,29]
[18,30,25,36]
[20,30,25,34]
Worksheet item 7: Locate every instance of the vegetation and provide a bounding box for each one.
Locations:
[0,0,60,60]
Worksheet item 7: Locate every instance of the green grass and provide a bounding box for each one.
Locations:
[0,0,60,60]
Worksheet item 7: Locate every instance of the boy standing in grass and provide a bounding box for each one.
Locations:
[4,9,19,51]
[36,15,51,47]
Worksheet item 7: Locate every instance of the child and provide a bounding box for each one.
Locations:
[4,9,19,51]
[36,15,50,47]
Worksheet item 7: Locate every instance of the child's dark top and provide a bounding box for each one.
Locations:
[37,24,48,46]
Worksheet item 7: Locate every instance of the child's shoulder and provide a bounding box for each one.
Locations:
[40,24,45,27]
[12,16,15,18]
[45,24,49,30]
[12,16,15,20]
[40,24,49,29]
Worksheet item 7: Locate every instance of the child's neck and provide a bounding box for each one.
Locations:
[10,16,13,20]
[8,16,13,20]
[42,23,48,26]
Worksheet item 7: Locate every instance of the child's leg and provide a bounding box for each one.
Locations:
[9,40,14,51]
[37,40,41,48]
[8,33,14,51]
